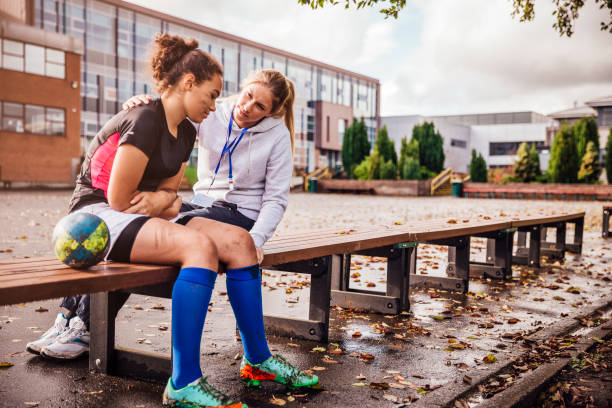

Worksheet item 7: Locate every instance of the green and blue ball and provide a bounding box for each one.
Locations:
[52,213,109,269]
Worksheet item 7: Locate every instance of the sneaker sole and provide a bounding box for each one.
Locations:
[25,345,41,355]
[40,349,88,361]
[241,376,318,389]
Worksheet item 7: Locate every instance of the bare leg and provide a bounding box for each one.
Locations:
[184,217,258,269]
[129,218,218,270]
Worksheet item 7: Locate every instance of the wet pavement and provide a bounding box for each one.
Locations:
[1,191,611,407]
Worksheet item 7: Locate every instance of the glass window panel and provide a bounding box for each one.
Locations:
[25,105,46,133]
[46,107,65,122]
[3,118,24,132]
[3,55,24,71]
[46,62,64,78]
[25,44,45,75]
[47,121,65,135]
[3,102,23,117]
[46,48,64,64]
[3,40,23,55]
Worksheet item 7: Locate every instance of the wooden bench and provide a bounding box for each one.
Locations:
[463,186,612,202]
[604,206,612,238]
[0,211,584,381]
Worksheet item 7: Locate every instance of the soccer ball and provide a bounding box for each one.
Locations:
[52,212,110,269]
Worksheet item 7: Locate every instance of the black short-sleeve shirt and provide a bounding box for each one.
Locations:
[68,99,196,212]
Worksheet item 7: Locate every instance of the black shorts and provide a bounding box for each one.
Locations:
[176,200,255,231]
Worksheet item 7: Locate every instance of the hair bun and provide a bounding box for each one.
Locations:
[151,33,199,84]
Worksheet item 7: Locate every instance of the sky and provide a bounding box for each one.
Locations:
[126,0,612,117]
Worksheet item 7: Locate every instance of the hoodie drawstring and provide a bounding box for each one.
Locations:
[247,131,252,174]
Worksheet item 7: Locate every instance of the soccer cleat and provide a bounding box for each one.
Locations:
[162,377,247,408]
[240,354,319,389]
[26,313,69,355]
[40,315,89,360]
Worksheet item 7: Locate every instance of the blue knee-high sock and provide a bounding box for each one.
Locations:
[171,267,217,389]
[226,264,272,365]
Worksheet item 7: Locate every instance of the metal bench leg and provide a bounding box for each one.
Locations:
[603,210,610,238]
[411,236,469,293]
[331,245,412,314]
[541,222,566,260]
[513,230,528,265]
[528,226,541,267]
[89,291,130,374]
[470,229,514,280]
[569,217,584,252]
[264,256,337,342]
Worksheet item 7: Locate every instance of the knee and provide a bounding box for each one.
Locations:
[234,228,256,254]
[185,232,218,261]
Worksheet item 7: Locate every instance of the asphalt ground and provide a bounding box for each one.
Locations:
[1,191,611,408]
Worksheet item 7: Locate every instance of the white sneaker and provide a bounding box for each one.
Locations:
[41,316,90,360]
[26,313,69,355]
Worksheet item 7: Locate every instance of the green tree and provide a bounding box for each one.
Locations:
[411,122,445,173]
[374,125,397,165]
[379,159,397,179]
[354,118,371,173]
[341,120,355,177]
[469,149,488,182]
[342,118,371,179]
[353,156,371,180]
[401,157,421,180]
[573,116,599,166]
[548,123,579,183]
[398,137,420,180]
[578,141,601,183]
[298,0,612,36]
[514,142,541,182]
[605,128,612,183]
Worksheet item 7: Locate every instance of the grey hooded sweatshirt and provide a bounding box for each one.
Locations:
[192,100,293,248]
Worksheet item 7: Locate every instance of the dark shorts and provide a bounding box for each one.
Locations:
[176,200,256,231]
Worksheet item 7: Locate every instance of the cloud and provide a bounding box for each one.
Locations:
[382,0,612,116]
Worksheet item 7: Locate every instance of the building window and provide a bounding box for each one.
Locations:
[1,102,24,132]
[338,119,346,145]
[451,139,467,148]
[1,101,65,135]
[489,141,546,156]
[2,39,24,71]
[1,39,65,78]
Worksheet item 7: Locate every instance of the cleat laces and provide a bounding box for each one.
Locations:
[196,377,232,404]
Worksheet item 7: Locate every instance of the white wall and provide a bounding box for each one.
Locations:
[470,123,551,170]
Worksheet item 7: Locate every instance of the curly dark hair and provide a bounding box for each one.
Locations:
[150,32,223,93]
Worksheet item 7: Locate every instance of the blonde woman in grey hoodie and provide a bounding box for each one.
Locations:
[124,70,319,392]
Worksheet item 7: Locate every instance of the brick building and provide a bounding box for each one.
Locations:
[0,11,83,186]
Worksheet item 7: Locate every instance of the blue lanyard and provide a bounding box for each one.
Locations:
[209,111,249,190]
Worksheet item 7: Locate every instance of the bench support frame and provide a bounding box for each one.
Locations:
[603,208,611,238]
[410,236,470,293]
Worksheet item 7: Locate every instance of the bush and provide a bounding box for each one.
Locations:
[574,116,599,166]
[514,142,541,182]
[379,159,397,180]
[342,118,371,179]
[411,122,445,173]
[375,125,397,165]
[398,137,419,179]
[401,157,421,180]
[469,149,488,182]
[184,166,198,186]
[353,156,371,180]
[578,141,601,183]
[548,123,579,183]
[420,166,438,180]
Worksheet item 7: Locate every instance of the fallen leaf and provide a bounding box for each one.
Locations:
[352,382,367,386]
[463,375,472,385]
[0,362,14,368]
[270,396,286,406]
[311,366,326,371]
[34,307,48,313]
[352,332,362,338]
[483,354,498,364]
[370,382,390,390]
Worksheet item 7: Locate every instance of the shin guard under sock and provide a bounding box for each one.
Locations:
[171,267,217,389]
[226,264,272,365]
